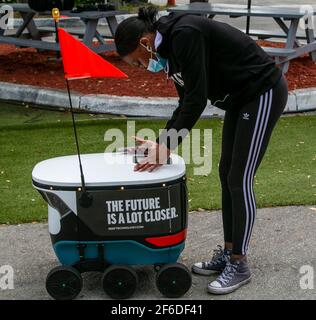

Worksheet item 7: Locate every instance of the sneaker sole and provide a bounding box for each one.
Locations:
[191,265,222,276]
[207,276,252,295]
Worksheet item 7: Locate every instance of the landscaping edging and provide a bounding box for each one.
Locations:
[0,81,315,117]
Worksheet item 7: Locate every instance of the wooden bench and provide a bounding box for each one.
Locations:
[0,35,59,51]
[37,27,112,39]
[0,3,125,54]
[3,29,53,38]
[241,29,307,41]
[0,35,116,53]
[261,46,296,73]
[262,47,296,56]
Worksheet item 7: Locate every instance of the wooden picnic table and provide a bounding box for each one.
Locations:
[0,3,128,53]
[168,3,316,73]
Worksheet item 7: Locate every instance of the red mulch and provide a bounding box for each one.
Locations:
[0,40,315,96]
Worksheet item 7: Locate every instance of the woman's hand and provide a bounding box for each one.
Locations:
[132,136,171,172]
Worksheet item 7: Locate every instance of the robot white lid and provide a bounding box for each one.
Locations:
[32,152,186,188]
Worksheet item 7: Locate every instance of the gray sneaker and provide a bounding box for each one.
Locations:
[207,259,251,295]
[192,246,231,276]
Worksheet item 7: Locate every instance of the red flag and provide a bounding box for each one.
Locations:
[57,27,127,80]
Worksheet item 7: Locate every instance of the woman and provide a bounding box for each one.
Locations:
[114,7,288,295]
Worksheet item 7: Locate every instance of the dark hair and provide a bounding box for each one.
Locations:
[115,6,158,57]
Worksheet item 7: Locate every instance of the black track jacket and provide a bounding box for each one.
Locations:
[155,13,282,149]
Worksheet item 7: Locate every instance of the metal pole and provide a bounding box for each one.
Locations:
[246,0,251,35]
[65,79,87,193]
[54,19,61,59]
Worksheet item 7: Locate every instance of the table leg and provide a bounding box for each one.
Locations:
[304,18,316,62]
[246,16,251,35]
[15,12,34,37]
[82,18,98,48]
[280,63,289,74]
[274,17,300,48]
[105,16,118,37]
[0,12,5,36]
[273,55,288,73]
[285,19,300,49]
[273,18,300,73]
[19,12,41,40]
[95,30,107,45]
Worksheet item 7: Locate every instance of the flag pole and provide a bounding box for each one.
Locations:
[54,16,60,59]
[65,78,87,192]
[52,8,92,208]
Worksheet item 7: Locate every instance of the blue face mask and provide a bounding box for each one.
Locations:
[141,43,168,73]
[147,53,168,73]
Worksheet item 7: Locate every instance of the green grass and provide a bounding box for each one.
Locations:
[0,102,315,224]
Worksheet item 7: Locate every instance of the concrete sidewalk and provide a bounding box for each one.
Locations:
[0,206,315,300]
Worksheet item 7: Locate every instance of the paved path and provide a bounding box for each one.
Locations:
[0,205,315,300]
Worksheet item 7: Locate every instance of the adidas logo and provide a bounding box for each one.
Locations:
[243,113,250,120]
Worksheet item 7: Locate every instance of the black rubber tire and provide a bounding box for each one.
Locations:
[46,266,83,300]
[102,265,138,299]
[156,263,192,298]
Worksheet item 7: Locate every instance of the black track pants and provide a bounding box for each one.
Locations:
[219,75,288,255]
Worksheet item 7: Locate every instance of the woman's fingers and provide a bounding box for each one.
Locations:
[136,162,152,172]
[125,147,137,154]
[131,139,165,172]
[149,164,162,172]
[134,160,147,171]
[134,162,162,172]
[132,136,147,145]
[134,157,156,171]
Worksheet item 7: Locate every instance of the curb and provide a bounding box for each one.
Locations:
[0,82,224,118]
[0,81,315,117]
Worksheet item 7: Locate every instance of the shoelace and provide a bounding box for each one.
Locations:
[217,262,239,285]
[205,245,226,267]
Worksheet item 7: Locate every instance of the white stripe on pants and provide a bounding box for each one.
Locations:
[241,89,273,255]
